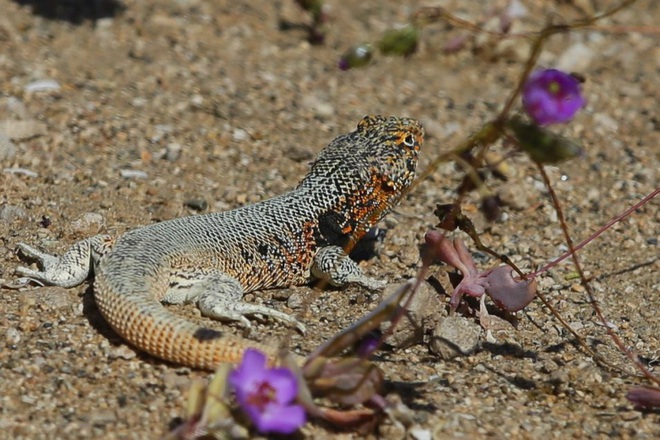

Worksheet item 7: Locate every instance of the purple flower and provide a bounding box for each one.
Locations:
[229,349,306,435]
[522,69,585,125]
[356,330,382,358]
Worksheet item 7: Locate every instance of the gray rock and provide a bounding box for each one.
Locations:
[0,204,27,222]
[385,281,444,349]
[430,315,482,360]
[39,287,74,311]
[0,119,47,140]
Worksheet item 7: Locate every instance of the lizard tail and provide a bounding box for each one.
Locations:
[93,271,284,370]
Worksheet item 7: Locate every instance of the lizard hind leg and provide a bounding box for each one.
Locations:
[14,235,114,288]
[165,269,306,334]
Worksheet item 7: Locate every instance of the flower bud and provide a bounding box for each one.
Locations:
[507,117,583,164]
[378,25,420,57]
[338,44,374,70]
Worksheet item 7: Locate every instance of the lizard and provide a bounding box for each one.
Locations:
[13,115,424,371]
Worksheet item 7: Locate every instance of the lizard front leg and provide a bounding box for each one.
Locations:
[15,235,114,288]
[311,245,386,290]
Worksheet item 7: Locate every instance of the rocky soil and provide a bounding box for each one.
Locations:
[0,0,658,438]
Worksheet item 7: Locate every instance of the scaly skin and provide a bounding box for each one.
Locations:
[14,115,424,370]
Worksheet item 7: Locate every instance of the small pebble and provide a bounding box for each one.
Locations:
[410,427,432,440]
[3,167,38,177]
[569,321,584,331]
[285,145,315,162]
[620,411,641,421]
[4,327,21,346]
[164,143,182,161]
[570,283,585,293]
[119,169,148,179]
[162,371,191,389]
[71,213,106,236]
[232,128,249,142]
[184,199,208,211]
[86,408,118,425]
[107,345,137,361]
[21,395,37,405]
[285,290,304,308]
[24,79,61,93]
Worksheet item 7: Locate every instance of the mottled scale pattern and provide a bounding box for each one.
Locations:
[18,115,424,370]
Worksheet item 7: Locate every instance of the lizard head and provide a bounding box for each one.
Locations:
[354,114,423,195]
[304,115,424,248]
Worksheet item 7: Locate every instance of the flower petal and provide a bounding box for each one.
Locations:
[265,368,299,404]
[230,349,307,435]
[484,266,537,312]
[255,403,307,434]
[229,349,268,401]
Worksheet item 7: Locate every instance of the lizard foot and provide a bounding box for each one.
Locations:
[165,270,307,334]
[312,245,387,291]
[14,235,112,288]
[198,292,307,335]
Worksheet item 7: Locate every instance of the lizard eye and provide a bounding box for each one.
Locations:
[402,134,415,147]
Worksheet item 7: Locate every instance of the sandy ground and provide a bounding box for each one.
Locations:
[0,0,658,438]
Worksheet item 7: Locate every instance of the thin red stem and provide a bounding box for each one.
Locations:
[527,187,659,279]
